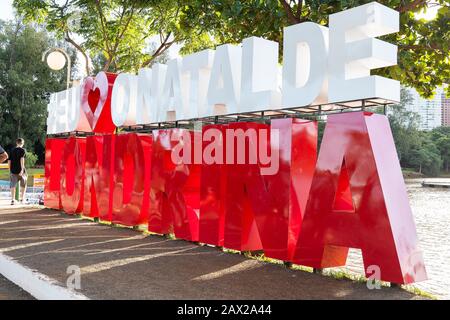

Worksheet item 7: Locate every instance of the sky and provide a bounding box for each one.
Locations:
[0,0,14,22]
[415,4,440,20]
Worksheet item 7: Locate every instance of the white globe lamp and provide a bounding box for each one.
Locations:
[46,51,66,71]
[42,48,72,89]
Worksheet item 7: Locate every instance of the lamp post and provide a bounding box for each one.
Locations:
[42,48,72,90]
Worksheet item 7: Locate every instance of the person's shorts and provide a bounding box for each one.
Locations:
[10,173,27,188]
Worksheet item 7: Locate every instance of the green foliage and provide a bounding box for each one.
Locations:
[179,0,450,98]
[389,87,449,176]
[13,0,213,74]
[25,150,37,168]
[407,135,442,176]
[430,126,450,172]
[3,1,450,177]
[388,87,421,162]
[0,20,68,152]
[13,1,449,96]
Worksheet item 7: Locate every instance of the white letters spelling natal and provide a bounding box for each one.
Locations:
[111,73,138,126]
[136,64,166,124]
[241,37,281,112]
[47,2,399,134]
[182,49,214,119]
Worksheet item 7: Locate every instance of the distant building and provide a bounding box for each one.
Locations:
[441,89,450,127]
[404,87,443,131]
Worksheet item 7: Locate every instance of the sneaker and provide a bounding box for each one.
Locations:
[11,200,15,205]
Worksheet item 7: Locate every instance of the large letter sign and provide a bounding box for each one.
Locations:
[249,119,317,261]
[111,73,138,127]
[81,72,118,133]
[136,64,167,124]
[60,137,86,214]
[83,135,116,219]
[328,2,399,102]
[199,124,227,247]
[282,22,329,107]
[149,129,201,241]
[44,138,66,209]
[46,2,401,131]
[293,112,427,284]
[240,37,281,112]
[222,122,266,251]
[207,44,242,116]
[112,133,152,226]
[44,3,427,285]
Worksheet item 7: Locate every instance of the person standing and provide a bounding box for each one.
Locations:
[9,138,27,205]
[0,145,8,163]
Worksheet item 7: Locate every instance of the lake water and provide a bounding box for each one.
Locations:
[408,178,450,299]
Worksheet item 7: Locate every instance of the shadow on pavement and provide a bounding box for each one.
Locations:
[0,208,425,300]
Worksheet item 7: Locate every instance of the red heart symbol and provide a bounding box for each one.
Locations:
[88,88,100,114]
[81,72,117,132]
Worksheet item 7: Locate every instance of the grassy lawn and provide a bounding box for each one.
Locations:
[0,167,44,186]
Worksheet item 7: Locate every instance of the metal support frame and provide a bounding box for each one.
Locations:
[47,98,397,138]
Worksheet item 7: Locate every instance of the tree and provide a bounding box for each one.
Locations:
[388,87,421,162]
[387,87,447,176]
[0,19,68,155]
[25,150,38,168]
[431,126,450,172]
[179,0,450,98]
[436,136,450,172]
[407,133,442,175]
[14,1,449,97]
[13,0,214,75]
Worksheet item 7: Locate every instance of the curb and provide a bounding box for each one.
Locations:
[0,253,89,300]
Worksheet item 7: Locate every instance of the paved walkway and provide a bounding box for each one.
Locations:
[0,274,33,300]
[0,206,426,300]
[0,198,34,209]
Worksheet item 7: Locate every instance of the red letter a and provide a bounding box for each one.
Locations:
[293,112,427,284]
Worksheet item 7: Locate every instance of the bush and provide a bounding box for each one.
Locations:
[25,151,38,168]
